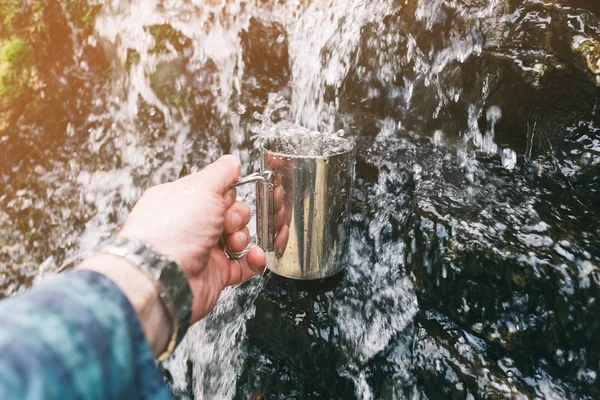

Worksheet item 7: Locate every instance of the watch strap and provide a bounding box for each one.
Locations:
[95,236,193,362]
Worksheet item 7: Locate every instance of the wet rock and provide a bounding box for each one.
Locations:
[335,0,600,162]
[487,0,600,87]
[573,162,600,207]
[482,63,599,156]
[556,0,600,17]
[408,153,600,398]
[150,58,192,109]
[0,0,106,136]
[572,37,600,86]
[145,24,192,55]
[64,0,102,36]
[480,1,600,156]
[239,18,291,121]
[234,274,356,399]
[133,25,195,111]
[414,312,537,399]
[0,38,36,102]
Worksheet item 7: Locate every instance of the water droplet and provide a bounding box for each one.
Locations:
[66,123,75,137]
[501,148,517,170]
[486,105,502,124]
[580,152,592,166]
[433,130,445,146]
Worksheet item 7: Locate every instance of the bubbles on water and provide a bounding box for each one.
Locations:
[260,122,354,156]
[164,282,265,399]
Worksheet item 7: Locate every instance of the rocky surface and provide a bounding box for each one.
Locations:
[1,1,599,398]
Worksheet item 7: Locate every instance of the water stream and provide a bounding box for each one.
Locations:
[1,0,599,398]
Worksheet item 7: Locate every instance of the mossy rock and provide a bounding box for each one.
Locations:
[0,36,37,130]
[0,0,104,132]
[149,59,192,109]
[414,313,537,399]
[411,209,600,387]
[572,37,600,86]
[0,1,45,38]
[64,0,102,36]
[0,37,36,100]
[145,24,192,55]
[573,162,600,207]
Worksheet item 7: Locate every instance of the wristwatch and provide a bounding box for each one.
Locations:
[96,236,193,363]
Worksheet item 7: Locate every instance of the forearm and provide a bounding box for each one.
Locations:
[78,253,173,357]
[0,269,172,399]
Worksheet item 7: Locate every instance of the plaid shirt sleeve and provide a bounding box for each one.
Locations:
[0,269,173,400]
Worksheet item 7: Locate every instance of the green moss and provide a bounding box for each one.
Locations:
[571,37,600,85]
[0,0,101,40]
[64,0,102,35]
[145,24,191,55]
[0,0,45,39]
[150,76,191,109]
[149,60,191,109]
[0,0,102,104]
[0,37,35,100]
[145,25,192,107]
[0,0,23,30]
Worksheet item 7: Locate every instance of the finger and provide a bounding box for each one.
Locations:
[224,227,250,252]
[226,246,266,287]
[224,188,237,209]
[246,246,267,274]
[224,201,251,234]
[195,155,241,194]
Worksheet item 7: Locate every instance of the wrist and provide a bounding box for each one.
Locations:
[78,253,173,358]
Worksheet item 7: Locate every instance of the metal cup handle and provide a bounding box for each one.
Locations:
[221,170,273,260]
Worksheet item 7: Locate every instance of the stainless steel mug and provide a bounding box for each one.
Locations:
[228,135,355,280]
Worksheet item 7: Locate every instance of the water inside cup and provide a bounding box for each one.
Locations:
[262,125,354,157]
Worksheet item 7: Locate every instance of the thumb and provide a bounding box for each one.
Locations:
[195,155,241,194]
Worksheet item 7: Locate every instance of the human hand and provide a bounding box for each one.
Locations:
[118,155,266,323]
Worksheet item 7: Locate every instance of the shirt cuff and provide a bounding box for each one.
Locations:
[0,269,173,400]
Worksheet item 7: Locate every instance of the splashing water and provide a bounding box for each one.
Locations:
[2,0,600,398]
[260,123,353,156]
